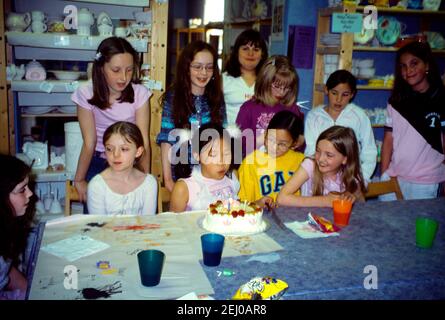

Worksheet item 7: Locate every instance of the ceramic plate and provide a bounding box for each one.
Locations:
[376,16,401,46]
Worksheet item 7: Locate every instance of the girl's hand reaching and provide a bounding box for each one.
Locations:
[256,196,276,208]
[340,191,356,203]
[326,191,356,207]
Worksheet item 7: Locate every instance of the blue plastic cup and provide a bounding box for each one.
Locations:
[137,249,165,286]
[201,233,225,267]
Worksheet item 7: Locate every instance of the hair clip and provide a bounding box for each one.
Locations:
[95,52,102,61]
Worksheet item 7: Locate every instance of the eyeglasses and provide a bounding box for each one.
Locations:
[271,82,291,93]
[190,64,214,73]
[266,136,293,151]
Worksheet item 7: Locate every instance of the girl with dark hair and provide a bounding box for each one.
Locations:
[236,55,304,158]
[304,69,377,181]
[71,37,152,204]
[278,126,366,207]
[87,121,157,215]
[156,41,227,192]
[238,110,305,207]
[0,154,35,299]
[169,123,239,212]
[381,41,445,200]
[223,29,268,125]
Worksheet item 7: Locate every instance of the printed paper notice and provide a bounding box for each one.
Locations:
[41,234,110,262]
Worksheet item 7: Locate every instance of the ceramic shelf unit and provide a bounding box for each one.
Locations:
[2,0,168,214]
[11,80,89,93]
[313,4,445,106]
[70,0,150,7]
[6,32,149,52]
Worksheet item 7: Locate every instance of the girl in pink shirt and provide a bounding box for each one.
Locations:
[170,123,239,212]
[71,37,151,204]
[381,42,445,200]
[277,126,366,207]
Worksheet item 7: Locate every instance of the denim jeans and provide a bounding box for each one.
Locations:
[379,172,439,201]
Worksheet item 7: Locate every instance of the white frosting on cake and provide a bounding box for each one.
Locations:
[202,200,267,235]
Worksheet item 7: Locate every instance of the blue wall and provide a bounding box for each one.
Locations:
[270,0,328,109]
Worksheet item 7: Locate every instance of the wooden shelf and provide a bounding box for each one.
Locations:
[21,113,77,118]
[317,83,392,91]
[356,5,445,15]
[226,18,272,27]
[11,80,88,92]
[70,0,149,6]
[357,85,392,90]
[354,46,445,54]
[6,32,149,52]
[317,46,341,54]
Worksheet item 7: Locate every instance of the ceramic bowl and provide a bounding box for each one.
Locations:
[57,106,77,114]
[358,67,376,79]
[49,70,85,80]
[358,59,374,68]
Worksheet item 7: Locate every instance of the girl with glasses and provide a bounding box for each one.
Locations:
[238,111,305,208]
[156,41,227,192]
[235,55,304,159]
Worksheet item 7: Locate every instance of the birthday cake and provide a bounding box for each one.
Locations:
[202,199,267,235]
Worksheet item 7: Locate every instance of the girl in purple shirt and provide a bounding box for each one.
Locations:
[235,55,304,159]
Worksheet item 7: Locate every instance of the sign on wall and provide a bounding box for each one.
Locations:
[288,25,315,69]
[271,0,285,41]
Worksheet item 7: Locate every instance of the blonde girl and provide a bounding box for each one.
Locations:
[277,126,366,207]
[235,55,304,158]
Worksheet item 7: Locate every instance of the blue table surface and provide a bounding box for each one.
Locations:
[201,198,445,300]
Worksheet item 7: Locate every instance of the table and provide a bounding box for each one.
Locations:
[202,198,445,299]
[29,198,445,300]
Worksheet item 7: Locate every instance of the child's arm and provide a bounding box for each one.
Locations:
[255,196,275,208]
[381,130,393,174]
[142,175,158,215]
[87,176,106,214]
[161,143,175,192]
[135,100,151,173]
[7,266,27,292]
[75,107,97,202]
[169,180,189,213]
[359,116,378,181]
[277,167,340,208]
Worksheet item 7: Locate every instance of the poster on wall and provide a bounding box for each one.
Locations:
[287,25,315,69]
[271,0,285,41]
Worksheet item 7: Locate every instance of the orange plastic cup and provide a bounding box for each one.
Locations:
[333,199,353,227]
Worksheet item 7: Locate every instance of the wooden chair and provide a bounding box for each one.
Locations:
[65,180,80,216]
[365,177,404,200]
[157,180,171,213]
